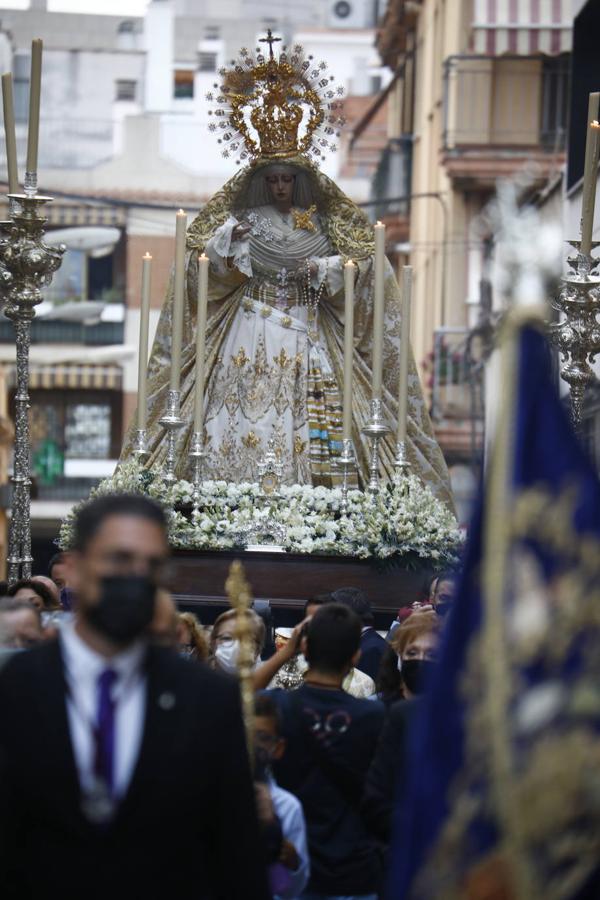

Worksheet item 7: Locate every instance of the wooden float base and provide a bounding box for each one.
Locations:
[170,548,430,627]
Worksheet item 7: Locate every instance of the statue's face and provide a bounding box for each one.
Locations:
[265,171,295,205]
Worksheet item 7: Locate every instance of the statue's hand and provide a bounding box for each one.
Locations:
[293,258,319,280]
[231,221,251,242]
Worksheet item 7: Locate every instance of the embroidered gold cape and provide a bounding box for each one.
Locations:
[121,156,453,508]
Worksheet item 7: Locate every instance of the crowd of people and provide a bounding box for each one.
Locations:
[0,493,458,900]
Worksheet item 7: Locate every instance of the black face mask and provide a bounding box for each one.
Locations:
[401,658,436,696]
[86,575,156,647]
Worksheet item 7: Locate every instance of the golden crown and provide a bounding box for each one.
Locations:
[206,31,346,165]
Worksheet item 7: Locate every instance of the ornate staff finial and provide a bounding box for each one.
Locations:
[225,560,256,759]
[259,28,281,60]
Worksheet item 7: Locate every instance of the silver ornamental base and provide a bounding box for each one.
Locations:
[189,430,208,514]
[159,389,185,483]
[336,438,356,515]
[361,398,392,493]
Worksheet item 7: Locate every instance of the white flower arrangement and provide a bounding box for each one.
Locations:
[58,461,464,570]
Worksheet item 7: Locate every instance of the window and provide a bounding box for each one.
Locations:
[13,53,30,123]
[29,390,121,486]
[115,79,137,102]
[173,69,194,99]
[198,52,218,73]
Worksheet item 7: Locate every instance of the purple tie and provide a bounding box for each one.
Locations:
[95,668,117,795]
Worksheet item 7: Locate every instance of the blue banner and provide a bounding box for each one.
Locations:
[389,319,600,900]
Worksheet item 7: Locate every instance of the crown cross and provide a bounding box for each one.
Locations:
[259,29,281,60]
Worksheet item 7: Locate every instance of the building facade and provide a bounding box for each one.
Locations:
[370,0,572,517]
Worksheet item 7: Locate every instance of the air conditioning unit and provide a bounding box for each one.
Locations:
[327,0,374,29]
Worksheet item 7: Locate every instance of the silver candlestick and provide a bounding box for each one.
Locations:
[189,429,207,515]
[132,428,149,465]
[549,240,600,432]
[394,439,410,478]
[336,438,356,514]
[361,398,392,493]
[3,192,65,583]
[159,389,185,484]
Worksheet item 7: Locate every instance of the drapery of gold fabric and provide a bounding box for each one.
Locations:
[121,156,453,509]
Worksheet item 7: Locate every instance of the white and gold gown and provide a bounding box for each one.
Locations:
[202,204,345,484]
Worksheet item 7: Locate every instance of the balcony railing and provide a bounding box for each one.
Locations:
[0,318,124,345]
[430,328,484,423]
[443,54,569,153]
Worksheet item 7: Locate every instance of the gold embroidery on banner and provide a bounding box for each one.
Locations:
[410,482,600,900]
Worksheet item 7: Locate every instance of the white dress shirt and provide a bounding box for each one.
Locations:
[269,775,310,900]
[60,622,147,799]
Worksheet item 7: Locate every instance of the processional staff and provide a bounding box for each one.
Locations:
[225,560,256,761]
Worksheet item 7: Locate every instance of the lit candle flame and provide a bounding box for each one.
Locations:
[591,120,600,130]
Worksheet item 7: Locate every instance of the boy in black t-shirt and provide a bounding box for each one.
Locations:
[270,603,385,900]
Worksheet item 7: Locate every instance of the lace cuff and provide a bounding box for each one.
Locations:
[310,255,343,296]
[205,216,253,278]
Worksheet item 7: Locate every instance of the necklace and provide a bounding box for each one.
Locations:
[302,257,328,343]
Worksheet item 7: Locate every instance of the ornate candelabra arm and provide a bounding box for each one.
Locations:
[549,239,600,433]
[361,398,392,493]
[225,560,256,763]
[159,389,185,484]
[3,192,64,582]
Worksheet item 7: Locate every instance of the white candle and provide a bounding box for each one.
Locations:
[26,39,43,175]
[580,92,600,257]
[170,209,187,391]
[137,253,152,430]
[372,221,386,399]
[342,259,356,441]
[397,266,412,444]
[193,252,210,433]
[1,74,19,194]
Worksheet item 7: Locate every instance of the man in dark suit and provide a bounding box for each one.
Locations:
[331,586,387,682]
[0,493,269,900]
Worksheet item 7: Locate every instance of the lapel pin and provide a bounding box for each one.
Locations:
[158,691,176,710]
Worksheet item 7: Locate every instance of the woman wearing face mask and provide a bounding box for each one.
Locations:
[362,612,442,845]
[209,609,266,676]
[176,612,209,662]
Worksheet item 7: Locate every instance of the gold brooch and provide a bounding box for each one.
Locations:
[292,205,317,232]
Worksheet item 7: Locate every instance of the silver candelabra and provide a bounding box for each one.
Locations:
[549,240,600,431]
[159,389,185,483]
[2,191,65,582]
[361,397,392,493]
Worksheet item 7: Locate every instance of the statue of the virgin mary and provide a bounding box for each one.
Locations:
[121,37,452,507]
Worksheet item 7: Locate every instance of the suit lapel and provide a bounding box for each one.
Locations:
[38,640,89,829]
[115,646,175,823]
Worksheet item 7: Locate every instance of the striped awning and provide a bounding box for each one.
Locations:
[0,200,127,228]
[472,0,572,55]
[25,364,123,390]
